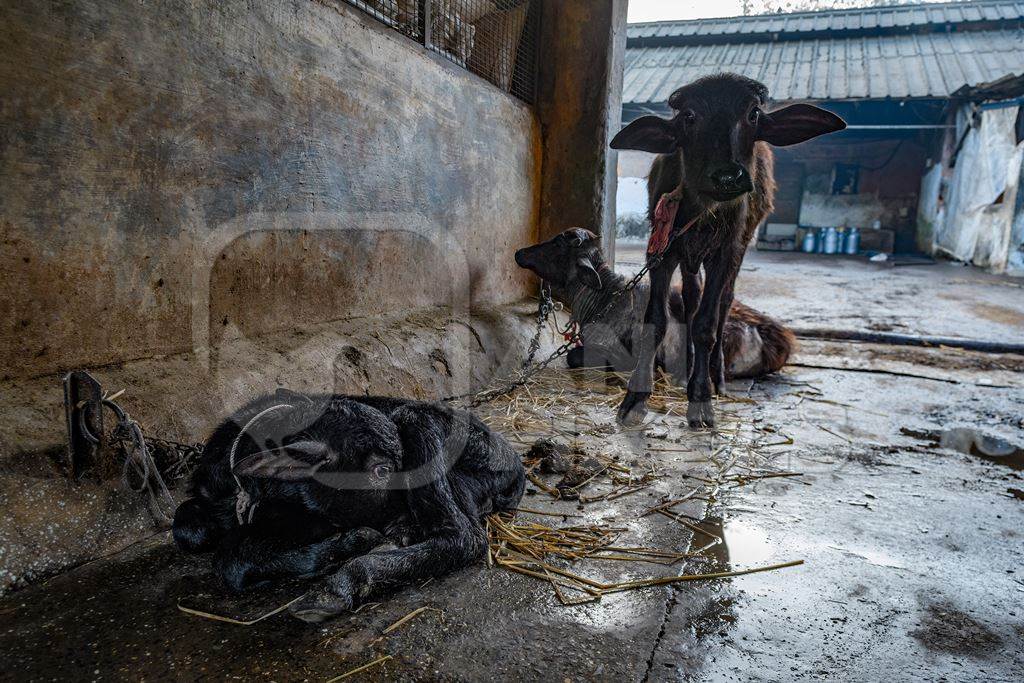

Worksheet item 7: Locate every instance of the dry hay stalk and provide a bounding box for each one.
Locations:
[326,655,393,682]
[381,606,440,635]
[176,594,305,626]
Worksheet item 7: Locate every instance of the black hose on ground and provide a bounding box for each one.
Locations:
[791,328,1024,357]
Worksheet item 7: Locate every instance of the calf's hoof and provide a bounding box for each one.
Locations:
[711,366,727,396]
[384,519,415,548]
[687,400,715,429]
[290,587,353,623]
[617,392,650,427]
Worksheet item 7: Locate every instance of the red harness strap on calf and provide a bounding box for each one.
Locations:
[647,189,697,257]
[647,194,679,256]
[563,320,579,345]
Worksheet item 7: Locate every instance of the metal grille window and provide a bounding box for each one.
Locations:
[342,0,540,104]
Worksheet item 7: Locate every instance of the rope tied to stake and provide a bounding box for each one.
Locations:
[101,396,178,523]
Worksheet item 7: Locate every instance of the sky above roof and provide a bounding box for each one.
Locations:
[627,0,747,21]
[626,0,970,23]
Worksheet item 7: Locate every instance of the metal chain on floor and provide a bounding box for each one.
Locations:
[447,213,701,408]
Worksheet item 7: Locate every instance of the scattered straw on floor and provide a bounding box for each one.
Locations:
[381,606,440,635]
[487,513,802,604]
[326,654,393,682]
[176,594,306,626]
[473,366,809,605]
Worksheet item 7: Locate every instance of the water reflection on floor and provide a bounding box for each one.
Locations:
[695,515,775,572]
[903,425,1024,470]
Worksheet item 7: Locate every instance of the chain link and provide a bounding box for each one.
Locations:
[88,396,182,523]
[521,281,552,371]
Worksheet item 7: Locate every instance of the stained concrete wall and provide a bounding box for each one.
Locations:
[0,0,539,382]
[0,0,628,594]
[0,0,545,593]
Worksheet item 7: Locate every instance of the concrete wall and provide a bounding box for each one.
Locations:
[618,149,657,181]
[0,0,539,382]
[0,0,629,594]
[0,0,548,593]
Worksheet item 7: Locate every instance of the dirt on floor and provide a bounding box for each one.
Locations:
[1,249,1022,681]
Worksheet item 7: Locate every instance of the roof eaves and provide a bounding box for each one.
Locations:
[627,17,1024,48]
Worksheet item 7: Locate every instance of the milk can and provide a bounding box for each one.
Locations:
[822,226,839,254]
[801,229,817,253]
[844,226,860,254]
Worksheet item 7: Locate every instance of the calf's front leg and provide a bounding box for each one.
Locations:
[616,258,676,426]
[680,270,702,384]
[290,528,485,622]
[215,516,385,593]
[687,245,741,429]
[709,275,737,395]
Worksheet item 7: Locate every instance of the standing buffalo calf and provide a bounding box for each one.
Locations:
[515,228,794,381]
[173,391,525,622]
[610,73,845,428]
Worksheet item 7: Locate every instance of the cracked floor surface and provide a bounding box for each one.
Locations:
[1,250,1022,681]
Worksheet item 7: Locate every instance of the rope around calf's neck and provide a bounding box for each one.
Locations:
[228,403,292,524]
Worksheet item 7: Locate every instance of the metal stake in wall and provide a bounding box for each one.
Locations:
[62,371,188,522]
[423,0,432,49]
[63,370,104,479]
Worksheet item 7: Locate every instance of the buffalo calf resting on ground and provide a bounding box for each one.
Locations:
[515,227,794,381]
[609,72,845,429]
[173,391,525,622]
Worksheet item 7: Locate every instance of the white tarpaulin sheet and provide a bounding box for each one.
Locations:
[933,106,1024,272]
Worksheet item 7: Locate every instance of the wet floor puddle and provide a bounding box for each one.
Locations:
[684,517,776,642]
[581,517,777,632]
[700,517,774,568]
[902,426,1024,470]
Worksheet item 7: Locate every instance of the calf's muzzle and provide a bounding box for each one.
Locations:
[706,162,753,199]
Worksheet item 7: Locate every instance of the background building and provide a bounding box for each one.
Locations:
[619,0,1024,272]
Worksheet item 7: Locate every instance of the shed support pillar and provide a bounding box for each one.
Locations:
[536,0,628,263]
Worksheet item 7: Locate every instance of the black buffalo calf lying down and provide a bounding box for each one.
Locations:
[173,391,525,622]
[515,228,794,381]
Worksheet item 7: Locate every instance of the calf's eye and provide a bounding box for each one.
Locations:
[748,108,760,124]
[372,463,392,478]
[682,109,697,125]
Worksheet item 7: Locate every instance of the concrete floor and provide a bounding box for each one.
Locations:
[2,250,1023,681]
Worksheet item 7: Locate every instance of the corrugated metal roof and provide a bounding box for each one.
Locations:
[623,1,1024,104]
[628,0,1024,44]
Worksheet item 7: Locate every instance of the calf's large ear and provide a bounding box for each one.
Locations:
[232,440,330,481]
[610,116,677,153]
[758,104,846,146]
